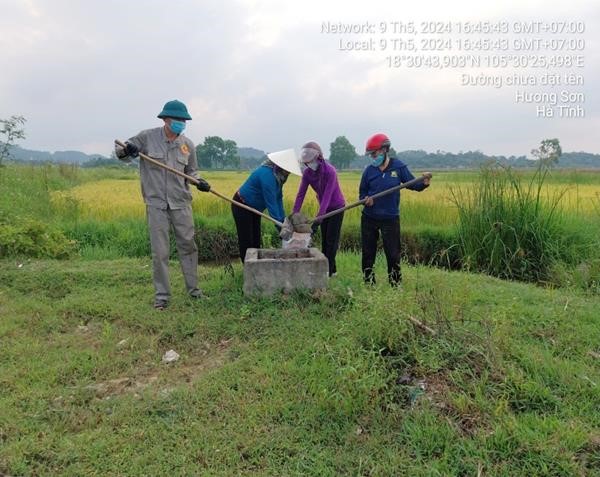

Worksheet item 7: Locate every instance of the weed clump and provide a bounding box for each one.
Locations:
[451,161,576,282]
[0,219,76,259]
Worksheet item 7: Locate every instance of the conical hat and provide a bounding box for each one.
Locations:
[267,149,302,176]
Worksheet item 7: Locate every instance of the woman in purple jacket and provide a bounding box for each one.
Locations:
[293,142,346,276]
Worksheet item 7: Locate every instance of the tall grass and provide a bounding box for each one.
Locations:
[450,161,582,282]
[0,164,82,258]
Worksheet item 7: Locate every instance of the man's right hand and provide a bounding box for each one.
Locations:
[364,197,374,207]
[196,178,211,192]
[124,142,139,158]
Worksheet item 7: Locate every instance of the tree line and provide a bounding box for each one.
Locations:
[2,115,598,170]
[195,135,361,170]
[192,136,591,171]
[194,135,360,170]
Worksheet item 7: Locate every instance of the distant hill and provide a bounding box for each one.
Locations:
[7,145,108,164]
[558,152,600,168]
[349,150,600,170]
[6,145,600,170]
[238,147,267,169]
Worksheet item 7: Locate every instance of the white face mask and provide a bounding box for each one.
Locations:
[306,160,319,171]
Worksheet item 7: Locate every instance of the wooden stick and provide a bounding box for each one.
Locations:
[312,174,431,223]
[207,188,283,227]
[114,139,283,227]
[408,315,437,336]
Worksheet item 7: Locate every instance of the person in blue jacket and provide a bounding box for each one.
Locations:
[232,151,302,262]
[359,133,431,287]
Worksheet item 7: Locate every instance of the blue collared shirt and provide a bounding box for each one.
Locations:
[359,158,427,219]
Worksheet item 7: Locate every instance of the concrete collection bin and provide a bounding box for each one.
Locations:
[243,248,328,296]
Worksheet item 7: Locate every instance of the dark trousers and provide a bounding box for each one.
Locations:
[361,214,402,286]
[232,196,261,263]
[317,212,344,276]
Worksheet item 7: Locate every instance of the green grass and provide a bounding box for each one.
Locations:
[1,164,599,475]
[1,254,599,476]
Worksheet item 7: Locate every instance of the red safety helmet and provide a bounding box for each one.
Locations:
[365,133,391,153]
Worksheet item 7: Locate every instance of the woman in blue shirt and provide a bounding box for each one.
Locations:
[359,133,431,287]
[232,151,301,262]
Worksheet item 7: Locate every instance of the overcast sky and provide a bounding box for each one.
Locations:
[0,0,598,157]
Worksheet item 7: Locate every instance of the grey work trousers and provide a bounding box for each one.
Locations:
[146,205,199,301]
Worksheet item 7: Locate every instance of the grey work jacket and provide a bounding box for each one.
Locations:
[126,127,199,210]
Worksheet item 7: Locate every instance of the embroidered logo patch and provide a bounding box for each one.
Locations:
[391,171,398,178]
[180,144,190,155]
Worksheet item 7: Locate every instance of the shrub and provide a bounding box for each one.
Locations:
[195,222,239,262]
[0,219,76,259]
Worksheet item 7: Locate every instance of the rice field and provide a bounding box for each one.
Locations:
[54,169,600,231]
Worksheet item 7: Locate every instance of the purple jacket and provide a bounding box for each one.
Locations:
[293,159,345,218]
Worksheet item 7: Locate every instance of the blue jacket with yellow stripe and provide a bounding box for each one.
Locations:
[359,157,427,220]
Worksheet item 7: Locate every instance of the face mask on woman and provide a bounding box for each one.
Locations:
[371,153,385,167]
[301,147,321,172]
[306,160,319,171]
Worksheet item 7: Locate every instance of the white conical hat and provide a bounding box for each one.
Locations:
[267,149,303,176]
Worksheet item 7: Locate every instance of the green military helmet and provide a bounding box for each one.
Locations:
[157,100,192,120]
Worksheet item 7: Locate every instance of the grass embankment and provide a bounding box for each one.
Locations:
[1,256,599,476]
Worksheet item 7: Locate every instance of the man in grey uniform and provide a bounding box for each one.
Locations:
[116,99,211,309]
